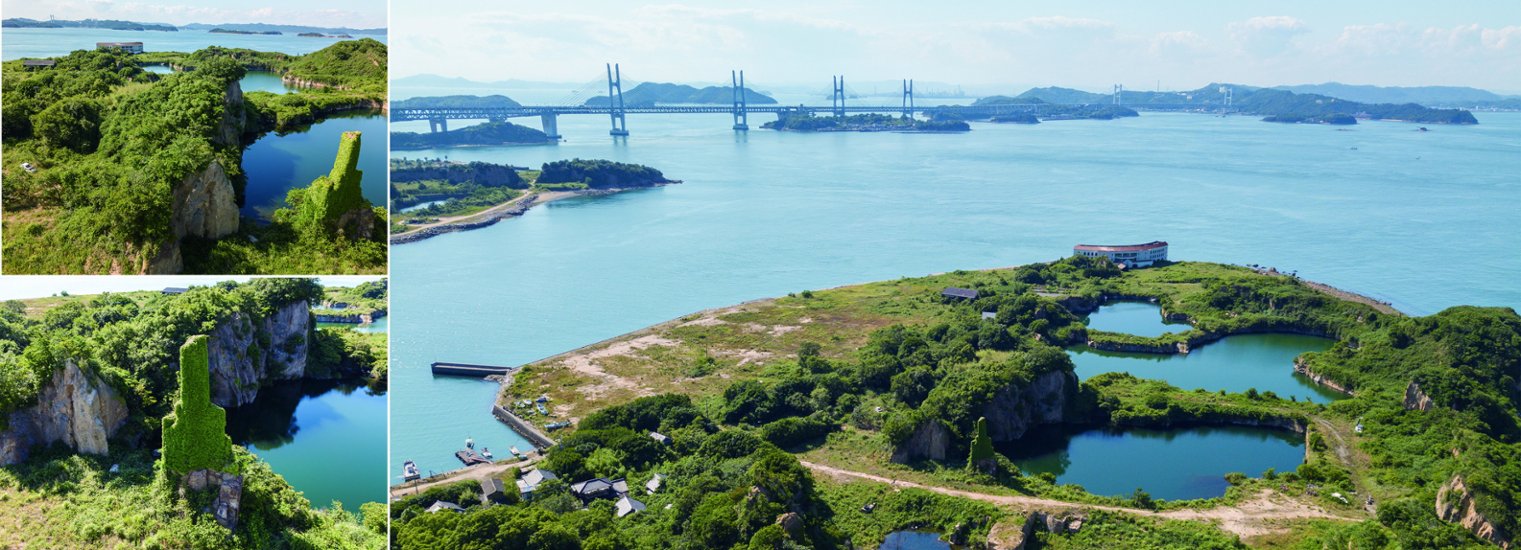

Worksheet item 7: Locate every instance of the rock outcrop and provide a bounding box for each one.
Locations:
[182,469,243,531]
[1436,474,1512,549]
[1404,381,1434,411]
[893,370,1076,462]
[1294,357,1353,396]
[171,159,240,241]
[206,300,311,407]
[981,370,1077,441]
[0,361,129,465]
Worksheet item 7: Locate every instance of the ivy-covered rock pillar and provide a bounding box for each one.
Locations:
[162,335,233,475]
[968,416,998,474]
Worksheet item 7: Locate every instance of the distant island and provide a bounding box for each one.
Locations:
[392,94,521,110]
[962,97,1140,122]
[1275,82,1521,111]
[763,113,969,132]
[209,28,281,35]
[585,82,778,107]
[391,121,549,150]
[2,17,177,31]
[297,32,354,38]
[1008,84,1478,125]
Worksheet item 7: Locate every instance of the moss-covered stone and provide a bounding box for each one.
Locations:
[161,335,233,475]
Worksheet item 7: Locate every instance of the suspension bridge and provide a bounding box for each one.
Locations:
[391,64,1228,138]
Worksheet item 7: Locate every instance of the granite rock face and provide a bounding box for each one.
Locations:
[1436,474,1512,549]
[171,159,240,242]
[207,300,312,407]
[892,369,1076,462]
[0,361,129,465]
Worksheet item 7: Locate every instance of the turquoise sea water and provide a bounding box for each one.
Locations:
[241,114,388,221]
[390,110,1521,478]
[1,27,384,60]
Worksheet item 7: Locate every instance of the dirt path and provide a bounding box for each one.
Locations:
[801,460,1357,539]
[391,190,579,240]
[389,455,541,500]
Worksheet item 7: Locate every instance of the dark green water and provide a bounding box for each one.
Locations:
[880,531,953,550]
[240,113,388,222]
[1001,425,1304,500]
[225,378,387,509]
[1085,301,1188,337]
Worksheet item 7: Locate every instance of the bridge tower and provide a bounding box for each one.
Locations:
[607,63,629,136]
[901,79,915,118]
[1113,84,1123,105]
[832,75,846,118]
[732,70,749,131]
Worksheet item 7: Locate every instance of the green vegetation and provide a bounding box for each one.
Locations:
[392,394,1004,549]
[1031,510,1247,549]
[962,98,1139,120]
[161,335,234,475]
[185,132,387,274]
[389,158,531,230]
[1005,84,1479,124]
[1,40,386,274]
[762,113,970,132]
[390,121,548,150]
[0,279,384,548]
[538,158,672,189]
[317,279,388,315]
[503,258,1521,547]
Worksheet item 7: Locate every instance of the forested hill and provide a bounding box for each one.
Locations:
[1001,84,1478,124]
[1275,82,1521,108]
[584,81,778,106]
[1,18,177,31]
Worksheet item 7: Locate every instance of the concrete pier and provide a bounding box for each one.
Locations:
[431,362,512,377]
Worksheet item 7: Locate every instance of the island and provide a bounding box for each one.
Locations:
[762,113,971,132]
[1,39,389,274]
[391,121,549,149]
[584,81,778,107]
[388,257,1521,549]
[1,17,178,31]
[392,94,522,110]
[209,28,282,35]
[1010,84,1479,125]
[956,97,1140,122]
[0,279,388,548]
[391,158,676,244]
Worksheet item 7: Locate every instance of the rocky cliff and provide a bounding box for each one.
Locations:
[154,80,245,274]
[893,370,1076,462]
[1436,474,1512,549]
[206,300,311,407]
[982,370,1077,441]
[1295,357,1353,396]
[1404,381,1434,411]
[0,361,129,465]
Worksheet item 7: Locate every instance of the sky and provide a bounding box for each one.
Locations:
[0,276,384,301]
[1,0,386,29]
[392,0,1521,93]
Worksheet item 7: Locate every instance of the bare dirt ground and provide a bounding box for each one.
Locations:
[552,334,678,399]
[388,455,542,501]
[802,460,1360,540]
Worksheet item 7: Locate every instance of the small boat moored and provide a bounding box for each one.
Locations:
[510,446,523,457]
[402,460,421,482]
[482,447,494,460]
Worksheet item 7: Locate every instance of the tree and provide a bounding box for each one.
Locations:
[32,97,101,152]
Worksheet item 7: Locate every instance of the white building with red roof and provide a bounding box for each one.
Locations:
[1073,241,1168,268]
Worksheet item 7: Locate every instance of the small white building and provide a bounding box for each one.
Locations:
[96,41,144,54]
[1073,241,1168,268]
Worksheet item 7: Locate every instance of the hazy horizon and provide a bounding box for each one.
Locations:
[391,0,1520,93]
[1,0,386,29]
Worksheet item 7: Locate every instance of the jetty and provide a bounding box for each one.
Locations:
[431,362,514,377]
[455,449,491,466]
[492,405,557,449]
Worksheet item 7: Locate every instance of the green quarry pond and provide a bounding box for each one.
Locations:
[1072,303,1342,403]
[1002,425,1305,501]
[226,378,387,509]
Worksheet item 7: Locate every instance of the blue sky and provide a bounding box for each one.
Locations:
[392,0,1521,92]
[2,0,386,28]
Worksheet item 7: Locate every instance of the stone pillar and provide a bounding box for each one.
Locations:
[541,113,561,141]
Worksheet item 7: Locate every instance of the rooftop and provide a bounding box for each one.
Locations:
[1073,241,1168,253]
[942,287,979,300]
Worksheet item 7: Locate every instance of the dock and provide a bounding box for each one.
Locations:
[492,405,557,450]
[455,449,491,466]
[431,362,514,377]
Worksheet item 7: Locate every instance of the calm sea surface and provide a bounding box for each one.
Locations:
[388,98,1519,477]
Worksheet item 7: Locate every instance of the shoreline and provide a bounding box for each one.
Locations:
[390,185,670,245]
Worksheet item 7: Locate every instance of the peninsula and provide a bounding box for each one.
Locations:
[391,158,676,244]
[763,113,971,132]
[390,258,1520,549]
[391,121,550,149]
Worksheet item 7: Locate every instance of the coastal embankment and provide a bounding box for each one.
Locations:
[390,187,661,244]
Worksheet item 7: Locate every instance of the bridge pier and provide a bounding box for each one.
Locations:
[428,118,448,133]
[540,113,561,141]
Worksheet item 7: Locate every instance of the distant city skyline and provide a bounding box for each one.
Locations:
[392,0,1521,93]
[1,0,386,29]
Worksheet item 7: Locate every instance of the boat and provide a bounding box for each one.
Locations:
[465,436,475,449]
[510,446,523,457]
[481,447,494,460]
[402,460,421,482]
